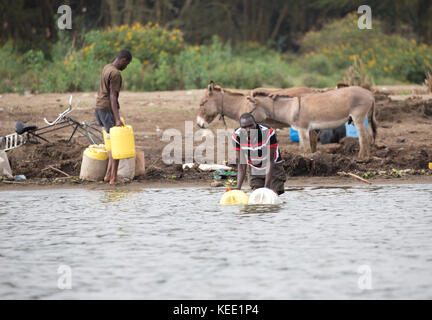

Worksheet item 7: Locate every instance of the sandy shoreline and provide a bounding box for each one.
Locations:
[1,175,431,192]
[1,88,431,191]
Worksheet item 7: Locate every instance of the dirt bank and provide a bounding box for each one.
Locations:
[1,86,431,188]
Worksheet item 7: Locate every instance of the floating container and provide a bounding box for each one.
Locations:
[220,190,249,205]
[110,125,136,160]
[103,129,111,152]
[248,188,282,205]
[79,145,108,181]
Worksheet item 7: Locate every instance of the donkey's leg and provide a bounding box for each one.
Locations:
[355,118,370,159]
[309,130,318,153]
[298,129,312,154]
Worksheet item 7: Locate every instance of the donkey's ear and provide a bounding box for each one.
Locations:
[247,96,257,104]
[208,81,215,94]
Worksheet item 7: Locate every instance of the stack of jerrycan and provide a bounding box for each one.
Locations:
[80,120,145,182]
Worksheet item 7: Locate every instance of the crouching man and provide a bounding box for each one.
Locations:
[232,113,286,195]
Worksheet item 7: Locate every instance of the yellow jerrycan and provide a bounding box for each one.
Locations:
[84,144,108,160]
[103,117,125,153]
[220,190,249,205]
[110,119,136,160]
[80,145,108,181]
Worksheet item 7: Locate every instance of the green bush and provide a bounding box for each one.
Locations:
[2,16,431,94]
[301,12,432,83]
[302,74,335,88]
[83,22,184,65]
[175,37,293,89]
[122,58,145,91]
[301,53,334,76]
[0,42,25,93]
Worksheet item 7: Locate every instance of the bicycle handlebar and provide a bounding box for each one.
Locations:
[44,95,74,126]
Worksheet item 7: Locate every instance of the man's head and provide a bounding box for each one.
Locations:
[239,113,257,138]
[114,49,132,70]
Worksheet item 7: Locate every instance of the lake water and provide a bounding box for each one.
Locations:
[0,185,431,299]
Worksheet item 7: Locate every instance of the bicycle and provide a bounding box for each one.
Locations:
[0,96,103,151]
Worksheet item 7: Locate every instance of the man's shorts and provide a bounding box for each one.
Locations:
[95,109,115,133]
[248,163,286,195]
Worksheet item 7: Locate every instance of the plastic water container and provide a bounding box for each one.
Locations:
[118,157,136,181]
[80,145,108,181]
[103,129,111,152]
[85,144,108,160]
[220,190,249,205]
[135,151,146,177]
[248,188,282,205]
[345,118,369,138]
[110,125,136,160]
[289,127,299,143]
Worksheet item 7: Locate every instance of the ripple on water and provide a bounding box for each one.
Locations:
[0,185,432,299]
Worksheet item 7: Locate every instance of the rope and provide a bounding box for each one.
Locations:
[218,89,227,128]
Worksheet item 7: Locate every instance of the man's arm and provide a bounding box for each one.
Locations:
[109,72,123,127]
[264,145,276,189]
[235,150,247,190]
[110,91,123,126]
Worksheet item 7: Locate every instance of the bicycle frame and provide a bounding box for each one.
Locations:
[1,95,103,151]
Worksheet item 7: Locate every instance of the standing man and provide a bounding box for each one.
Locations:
[95,49,132,185]
[232,113,286,195]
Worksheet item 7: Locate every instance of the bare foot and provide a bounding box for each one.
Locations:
[104,175,111,183]
[109,178,120,185]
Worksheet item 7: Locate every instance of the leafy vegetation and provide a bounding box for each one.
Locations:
[302,13,432,84]
[1,13,431,94]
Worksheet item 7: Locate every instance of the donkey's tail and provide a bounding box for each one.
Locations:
[370,100,377,144]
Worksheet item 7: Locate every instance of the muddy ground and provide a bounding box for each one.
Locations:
[1,85,431,188]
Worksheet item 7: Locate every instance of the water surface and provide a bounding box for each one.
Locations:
[1,185,431,299]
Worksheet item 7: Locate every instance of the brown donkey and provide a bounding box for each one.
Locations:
[196,81,312,128]
[196,82,251,128]
[245,86,377,158]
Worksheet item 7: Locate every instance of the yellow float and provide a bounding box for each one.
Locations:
[219,190,249,205]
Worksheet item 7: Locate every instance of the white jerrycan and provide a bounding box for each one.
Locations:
[248,188,282,205]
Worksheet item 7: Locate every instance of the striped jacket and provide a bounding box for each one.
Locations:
[232,123,283,169]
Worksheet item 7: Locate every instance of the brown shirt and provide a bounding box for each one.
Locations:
[96,64,122,112]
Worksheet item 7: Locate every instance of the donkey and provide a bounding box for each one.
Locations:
[196,82,251,129]
[196,81,313,129]
[251,86,313,99]
[196,82,320,151]
[245,86,377,158]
